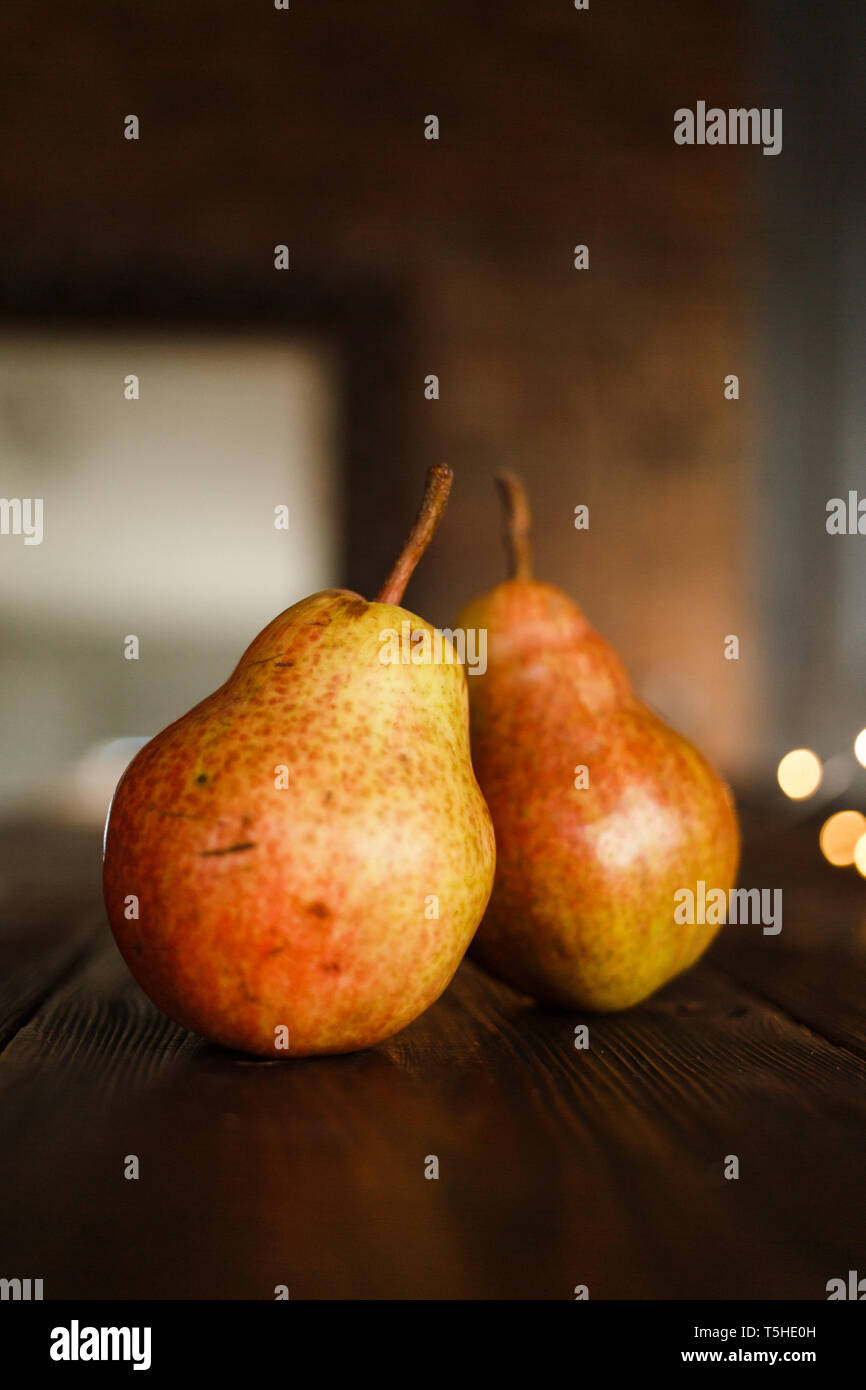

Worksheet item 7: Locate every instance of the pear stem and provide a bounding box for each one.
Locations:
[376,464,454,605]
[496,471,533,581]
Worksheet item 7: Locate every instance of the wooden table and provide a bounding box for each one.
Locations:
[1,811,864,1300]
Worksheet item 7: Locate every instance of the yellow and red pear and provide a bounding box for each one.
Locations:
[457,473,739,1011]
[104,466,495,1056]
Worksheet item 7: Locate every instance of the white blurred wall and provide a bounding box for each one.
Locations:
[0,332,341,819]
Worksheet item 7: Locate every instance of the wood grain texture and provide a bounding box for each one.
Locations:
[0,824,105,1047]
[0,819,864,1300]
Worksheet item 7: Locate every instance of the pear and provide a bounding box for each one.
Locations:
[104,466,495,1057]
[457,473,739,1011]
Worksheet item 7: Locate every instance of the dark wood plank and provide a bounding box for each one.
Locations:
[714,813,866,1059]
[0,823,105,1046]
[0,914,100,1050]
[713,947,866,1063]
[1,853,864,1299]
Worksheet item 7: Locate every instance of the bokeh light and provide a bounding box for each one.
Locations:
[854,729,866,768]
[819,810,866,866]
[854,833,866,878]
[777,748,822,800]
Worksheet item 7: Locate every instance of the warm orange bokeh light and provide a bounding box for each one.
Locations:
[819,810,866,867]
[854,834,866,878]
[777,748,822,800]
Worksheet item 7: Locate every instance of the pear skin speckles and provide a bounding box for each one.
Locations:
[458,580,740,1011]
[104,589,496,1056]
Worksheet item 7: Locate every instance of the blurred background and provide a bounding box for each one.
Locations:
[0,0,864,831]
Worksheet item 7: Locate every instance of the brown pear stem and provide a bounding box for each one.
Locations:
[496,471,533,581]
[376,464,453,605]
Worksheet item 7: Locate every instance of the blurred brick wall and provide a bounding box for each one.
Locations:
[0,0,758,779]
